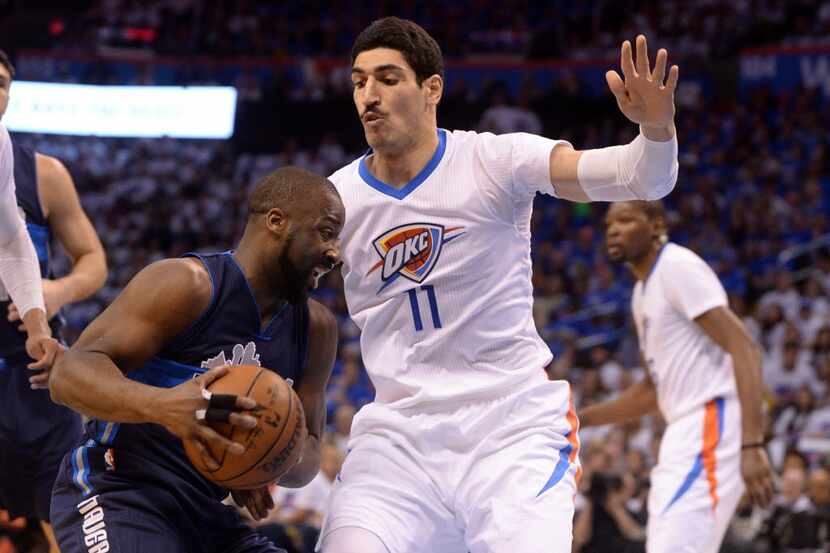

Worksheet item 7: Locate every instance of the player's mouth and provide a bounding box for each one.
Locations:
[362,112,384,126]
[308,266,330,290]
[606,243,623,257]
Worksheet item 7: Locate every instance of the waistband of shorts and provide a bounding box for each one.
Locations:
[373,368,563,416]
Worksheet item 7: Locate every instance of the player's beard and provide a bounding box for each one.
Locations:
[276,234,310,304]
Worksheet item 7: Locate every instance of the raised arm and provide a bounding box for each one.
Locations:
[693,306,774,507]
[549,35,679,203]
[49,258,258,468]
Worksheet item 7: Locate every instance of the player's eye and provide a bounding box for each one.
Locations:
[352,80,365,89]
[320,229,334,241]
[383,78,398,85]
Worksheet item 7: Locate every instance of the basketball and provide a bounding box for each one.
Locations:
[183,364,307,490]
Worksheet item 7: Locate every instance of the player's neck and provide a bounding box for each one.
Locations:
[367,127,439,189]
[232,247,288,324]
[630,245,663,282]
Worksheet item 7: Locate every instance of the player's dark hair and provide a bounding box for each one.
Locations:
[630,200,669,244]
[0,49,14,80]
[351,17,444,85]
[248,166,338,219]
[629,200,666,222]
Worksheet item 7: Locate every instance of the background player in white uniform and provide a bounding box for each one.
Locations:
[579,201,775,553]
[320,17,681,553]
[0,121,60,371]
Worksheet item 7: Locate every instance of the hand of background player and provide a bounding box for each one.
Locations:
[7,278,68,328]
[740,447,775,507]
[605,35,679,134]
[25,332,64,388]
[154,365,259,470]
[231,486,275,521]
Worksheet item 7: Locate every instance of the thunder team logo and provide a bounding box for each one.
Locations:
[366,223,465,293]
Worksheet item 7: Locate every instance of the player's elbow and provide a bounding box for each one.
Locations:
[630,164,677,201]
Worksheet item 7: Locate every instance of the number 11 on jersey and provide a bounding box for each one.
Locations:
[406,285,442,331]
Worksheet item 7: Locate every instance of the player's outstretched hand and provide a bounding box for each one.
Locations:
[231,486,275,522]
[606,35,678,131]
[156,365,258,471]
[740,446,775,508]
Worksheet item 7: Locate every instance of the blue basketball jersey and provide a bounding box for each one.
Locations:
[76,252,310,500]
[0,141,62,362]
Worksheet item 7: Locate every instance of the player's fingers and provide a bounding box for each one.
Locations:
[235,395,257,410]
[28,371,50,389]
[7,303,19,322]
[620,40,636,79]
[199,425,245,456]
[191,437,221,471]
[605,71,627,101]
[228,412,258,429]
[652,48,668,84]
[264,489,274,511]
[198,365,229,388]
[635,35,650,77]
[252,490,269,520]
[27,353,50,371]
[761,475,775,507]
[665,65,680,91]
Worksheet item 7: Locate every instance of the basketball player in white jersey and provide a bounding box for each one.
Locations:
[319,17,680,553]
[578,201,775,553]
[0,122,60,371]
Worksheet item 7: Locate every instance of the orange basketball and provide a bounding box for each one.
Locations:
[183,364,307,490]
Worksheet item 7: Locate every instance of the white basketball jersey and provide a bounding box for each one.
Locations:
[329,129,568,407]
[631,243,737,423]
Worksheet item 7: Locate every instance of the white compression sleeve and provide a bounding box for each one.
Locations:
[0,123,46,317]
[575,132,678,201]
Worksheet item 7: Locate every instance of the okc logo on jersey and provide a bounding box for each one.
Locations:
[366,223,465,293]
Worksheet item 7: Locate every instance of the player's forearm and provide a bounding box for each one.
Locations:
[277,434,321,488]
[730,341,765,443]
[50,350,161,424]
[55,249,108,304]
[579,379,658,427]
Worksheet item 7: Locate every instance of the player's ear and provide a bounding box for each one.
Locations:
[423,74,443,107]
[264,208,288,234]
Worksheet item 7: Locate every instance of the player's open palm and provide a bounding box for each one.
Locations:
[740,447,775,508]
[606,35,679,130]
[156,366,258,470]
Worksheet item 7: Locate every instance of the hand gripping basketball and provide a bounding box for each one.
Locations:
[156,365,258,472]
[195,386,245,423]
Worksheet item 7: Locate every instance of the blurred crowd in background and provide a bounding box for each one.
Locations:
[6,0,830,60]
[1,1,830,552]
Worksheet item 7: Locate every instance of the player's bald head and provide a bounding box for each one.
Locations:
[247,166,340,221]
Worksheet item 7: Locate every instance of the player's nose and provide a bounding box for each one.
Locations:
[324,245,341,270]
[361,77,381,105]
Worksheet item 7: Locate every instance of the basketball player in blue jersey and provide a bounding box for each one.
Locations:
[47,166,343,553]
[0,49,107,553]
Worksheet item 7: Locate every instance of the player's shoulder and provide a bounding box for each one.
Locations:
[656,243,716,284]
[660,242,709,268]
[138,257,212,301]
[328,156,363,191]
